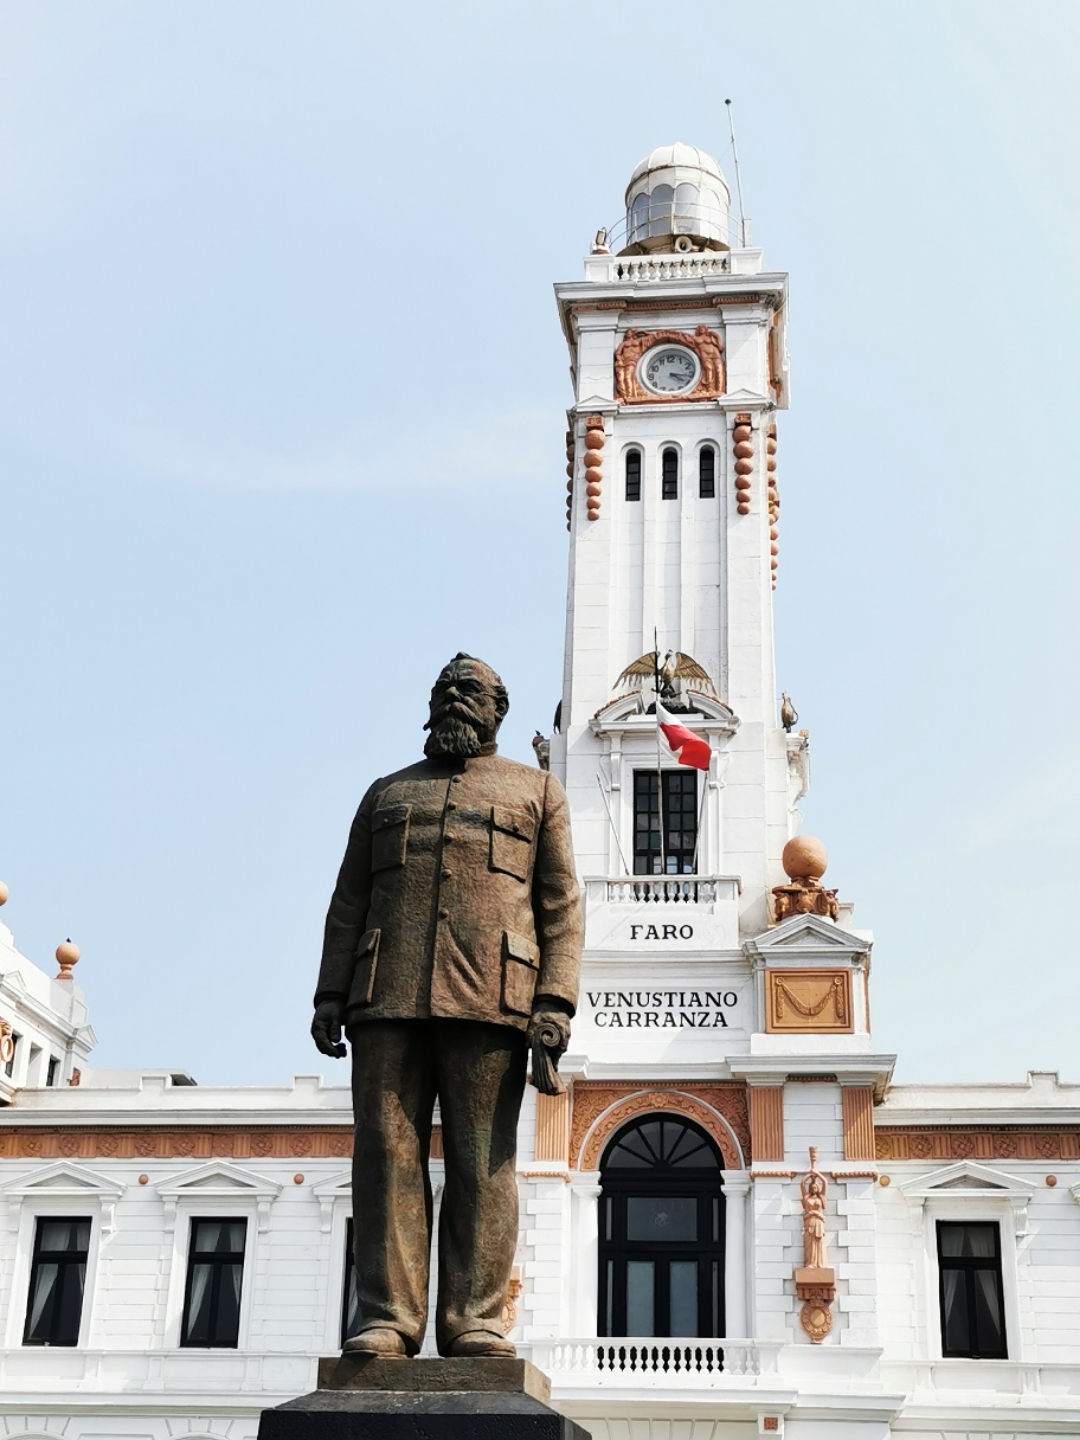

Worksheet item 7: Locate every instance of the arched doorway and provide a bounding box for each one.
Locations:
[598,1114,724,1338]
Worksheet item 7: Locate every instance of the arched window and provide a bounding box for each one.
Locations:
[625,449,642,502]
[699,446,716,498]
[598,1115,724,1338]
[661,448,678,500]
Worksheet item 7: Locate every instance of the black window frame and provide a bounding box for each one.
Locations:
[698,446,716,498]
[661,447,679,500]
[342,1216,360,1345]
[625,449,642,502]
[23,1215,91,1347]
[936,1220,1008,1360]
[633,770,698,874]
[180,1217,248,1349]
[598,1116,724,1339]
[5,1031,20,1078]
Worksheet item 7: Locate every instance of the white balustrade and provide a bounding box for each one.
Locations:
[603,877,739,906]
[533,1337,777,1385]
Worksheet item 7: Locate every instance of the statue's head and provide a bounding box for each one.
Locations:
[424,653,509,760]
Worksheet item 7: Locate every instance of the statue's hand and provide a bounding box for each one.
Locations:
[527,1005,571,1062]
[311,1000,347,1058]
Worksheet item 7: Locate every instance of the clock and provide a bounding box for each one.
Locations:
[639,344,700,396]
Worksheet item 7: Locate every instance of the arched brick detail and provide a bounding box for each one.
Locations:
[574,1085,748,1171]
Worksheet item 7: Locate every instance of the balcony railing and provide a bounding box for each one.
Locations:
[532,1338,779,1385]
[602,876,741,905]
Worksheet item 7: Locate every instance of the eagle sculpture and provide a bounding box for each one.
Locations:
[616,648,715,698]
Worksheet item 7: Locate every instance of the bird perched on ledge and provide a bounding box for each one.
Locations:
[780,692,798,732]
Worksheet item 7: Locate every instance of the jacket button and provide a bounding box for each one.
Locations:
[438,908,449,920]
[512,824,520,833]
[451,776,462,784]
[446,802,456,811]
[441,870,452,880]
[443,833,453,842]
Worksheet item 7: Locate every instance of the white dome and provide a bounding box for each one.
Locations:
[628,143,725,190]
[622,141,732,254]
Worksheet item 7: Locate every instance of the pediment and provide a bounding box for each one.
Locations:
[312,1170,352,1199]
[744,913,869,961]
[0,1161,125,1200]
[156,1162,282,1203]
[590,693,739,733]
[900,1161,1033,1204]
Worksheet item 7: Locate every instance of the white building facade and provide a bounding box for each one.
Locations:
[2,145,1079,1440]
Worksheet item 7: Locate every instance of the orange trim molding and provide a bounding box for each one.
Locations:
[749,1087,785,1162]
[876,1127,1080,1162]
[571,1081,750,1171]
[842,1087,875,1162]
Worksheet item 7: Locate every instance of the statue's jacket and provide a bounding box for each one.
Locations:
[315,749,582,1029]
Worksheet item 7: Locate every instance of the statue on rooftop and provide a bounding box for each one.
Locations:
[310,654,583,1360]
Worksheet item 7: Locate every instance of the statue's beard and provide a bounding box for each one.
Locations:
[424,716,485,759]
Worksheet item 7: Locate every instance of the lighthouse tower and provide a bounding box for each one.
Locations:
[552,141,801,938]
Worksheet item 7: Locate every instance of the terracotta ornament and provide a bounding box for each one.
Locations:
[771,835,840,923]
[733,416,753,515]
[794,1147,836,1343]
[614,326,725,404]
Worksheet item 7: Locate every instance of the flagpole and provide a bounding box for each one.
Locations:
[691,766,710,876]
[653,628,666,875]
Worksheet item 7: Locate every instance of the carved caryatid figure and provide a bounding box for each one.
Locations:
[800,1148,828,1270]
[613,329,652,402]
[694,324,725,397]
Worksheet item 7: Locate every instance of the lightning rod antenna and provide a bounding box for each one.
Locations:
[725,98,748,248]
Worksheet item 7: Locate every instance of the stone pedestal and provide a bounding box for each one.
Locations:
[258,1356,591,1440]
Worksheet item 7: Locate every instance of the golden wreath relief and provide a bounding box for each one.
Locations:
[764,969,853,1035]
[614,326,725,404]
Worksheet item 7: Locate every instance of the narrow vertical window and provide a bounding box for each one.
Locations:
[181,1218,247,1348]
[937,1222,1007,1359]
[699,446,716,498]
[625,450,642,501]
[23,1217,90,1346]
[342,1217,360,1346]
[46,1058,58,1087]
[661,448,678,500]
[5,1032,20,1078]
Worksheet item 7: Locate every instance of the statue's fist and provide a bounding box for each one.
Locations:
[311,1000,347,1058]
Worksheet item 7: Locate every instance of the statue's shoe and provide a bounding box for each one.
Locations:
[445,1331,517,1358]
[342,1327,408,1357]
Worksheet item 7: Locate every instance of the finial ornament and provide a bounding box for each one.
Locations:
[0,881,8,906]
[772,836,840,923]
[794,1147,835,1343]
[55,939,80,982]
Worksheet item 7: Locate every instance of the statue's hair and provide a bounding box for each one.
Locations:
[441,652,509,722]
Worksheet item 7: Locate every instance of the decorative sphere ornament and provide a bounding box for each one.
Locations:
[0,881,8,906]
[782,835,828,883]
[56,939,81,981]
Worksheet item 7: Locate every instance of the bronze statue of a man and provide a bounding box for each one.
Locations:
[311,655,582,1360]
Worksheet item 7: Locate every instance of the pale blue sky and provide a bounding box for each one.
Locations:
[2,1,1077,1086]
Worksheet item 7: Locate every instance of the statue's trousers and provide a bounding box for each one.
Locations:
[348,1018,526,1354]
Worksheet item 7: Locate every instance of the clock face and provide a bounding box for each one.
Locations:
[640,345,700,396]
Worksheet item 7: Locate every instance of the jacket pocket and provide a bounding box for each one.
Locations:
[371,803,411,873]
[501,930,539,1017]
[348,929,380,1008]
[489,806,536,882]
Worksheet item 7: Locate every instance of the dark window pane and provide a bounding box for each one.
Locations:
[182,1218,247,1348]
[627,1197,697,1242]
[625,450,642,502]
[699,447,715,498]
[669,1261,698,1336]
[633,771,698,875]
[23,1215,90,1347]
[342,1218,360,1344]
[937,1221,1006,1359]
[662,448,678,500]
[626,1261,655,1335]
